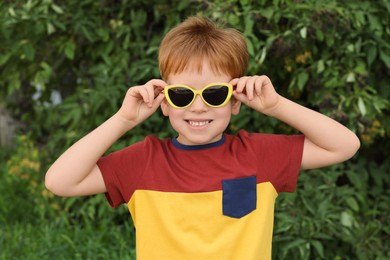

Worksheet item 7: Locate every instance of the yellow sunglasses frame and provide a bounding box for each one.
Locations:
[163,83,233,109]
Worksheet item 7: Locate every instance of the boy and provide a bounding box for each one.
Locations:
[45,17,360,259]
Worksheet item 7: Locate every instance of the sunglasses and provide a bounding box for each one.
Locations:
[163,83,233,109]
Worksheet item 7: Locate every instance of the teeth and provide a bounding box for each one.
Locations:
[189,120,210,126]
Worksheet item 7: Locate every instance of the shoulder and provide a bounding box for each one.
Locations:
[232,129,304,144]
[225,130,304,157]
[102,135,171,162]
[127,135,169,150]
[227,129,301,144]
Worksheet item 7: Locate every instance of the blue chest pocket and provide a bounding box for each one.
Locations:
[222,175,257,218]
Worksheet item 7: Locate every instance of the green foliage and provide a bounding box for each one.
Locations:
[0,135,135,258]
[1,0,389,143]
[274,161,390,259]
[0,0,389,259]
[1,135,53,223]
[0,221,136,259]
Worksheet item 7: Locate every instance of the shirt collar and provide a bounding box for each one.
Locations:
[171,134,225,150]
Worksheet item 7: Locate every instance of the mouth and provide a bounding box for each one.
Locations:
[186,120,212,127]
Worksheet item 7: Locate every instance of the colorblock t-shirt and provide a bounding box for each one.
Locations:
[97,130,304,259]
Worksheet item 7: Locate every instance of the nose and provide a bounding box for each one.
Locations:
[189,94,208,112]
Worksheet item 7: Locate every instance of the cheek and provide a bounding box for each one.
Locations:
[218,105,233,117]
[168,111,186,133]
[215,107,233,125]
[167,109,184,125]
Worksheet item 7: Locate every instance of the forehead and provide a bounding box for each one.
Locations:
[167,60,231,87]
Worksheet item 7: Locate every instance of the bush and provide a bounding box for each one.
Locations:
[0,135,135,258]
[273,161,390,259]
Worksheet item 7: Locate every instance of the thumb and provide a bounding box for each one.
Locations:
[151,93,165,110]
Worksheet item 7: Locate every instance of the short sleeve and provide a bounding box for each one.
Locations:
[97,137,154,208]
[97,152,127,208]
[237,130,304,193]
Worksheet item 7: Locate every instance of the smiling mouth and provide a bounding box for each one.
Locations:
[187,120,212,127]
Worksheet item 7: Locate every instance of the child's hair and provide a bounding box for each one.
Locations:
[159,16,249,80]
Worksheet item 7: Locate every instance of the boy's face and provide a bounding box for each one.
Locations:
[161,61,241,146]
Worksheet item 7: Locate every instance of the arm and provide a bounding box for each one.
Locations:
[230,76,360,170]
[45,79,167,197]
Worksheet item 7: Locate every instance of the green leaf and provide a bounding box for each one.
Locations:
[22,42,35,61]
[325,34,334,47]
[228,13,240,26]
[98,28,110,42]
[8,7,16,17]
[51,4,64,14]
[346,72,355,83]
[283,238,307,250]
[262,8,273,20]
[347,44,354,52]
[177,0,189,11]
[297,72,309,90]
[244,15,254,36]
[47,22,55,35]
[300,27,307,39]
[9,74,21,92]
[315,29,324,42]
[358,97,366,116]
[379,49,390,69]
[0,53,11,65]
[317,60,325,73]
[367,13,382,32]
[311,240,324,258]
[346,197,359,212]
[341,211,352,227]
[24,0,34,11]
[353,11,366,27]
[367,46,377,66]
[259,46,266,64]
[64,41,75,60]
[246,38,254,56]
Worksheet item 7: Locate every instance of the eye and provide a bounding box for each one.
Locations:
[168,88,194,107]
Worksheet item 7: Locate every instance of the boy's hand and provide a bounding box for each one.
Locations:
[116,79,167,125]
[230,75,280,115]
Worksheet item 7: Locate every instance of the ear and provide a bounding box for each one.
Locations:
[231,97,241,115]
[160,99,170,116]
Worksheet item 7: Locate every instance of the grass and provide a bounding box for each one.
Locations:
[0,218,136,259]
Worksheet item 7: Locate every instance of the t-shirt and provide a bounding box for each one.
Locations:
[97,130,304,260]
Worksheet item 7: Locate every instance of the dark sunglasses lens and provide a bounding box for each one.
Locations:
[202,86,229,106]
[168,88,194,107]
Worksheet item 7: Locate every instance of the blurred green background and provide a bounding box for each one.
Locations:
[1,0,389,259]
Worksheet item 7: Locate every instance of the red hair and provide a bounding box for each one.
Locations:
[159,17,248,80]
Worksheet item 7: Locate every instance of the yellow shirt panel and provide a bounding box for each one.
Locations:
[128,182,278,260]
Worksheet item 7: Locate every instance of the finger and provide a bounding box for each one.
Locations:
[144,79,168,105]
[229,78,240,88]
[232,91,250,106]
[147,79,168,86]
[145,85,157,107]
[152,93,165,109]
[245,76,256,100]
[256,75,273,96]
[148,79,168,92]
[254,76,263,96]
[263,76,273,89]
[130,85,154,106]
[135,87,152,105]
[235,77,248,93]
